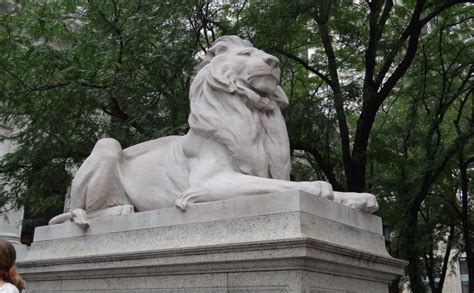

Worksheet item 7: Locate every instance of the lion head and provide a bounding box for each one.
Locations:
[188,36,291,180]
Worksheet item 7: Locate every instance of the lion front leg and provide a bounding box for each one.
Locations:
[175,172,334,210]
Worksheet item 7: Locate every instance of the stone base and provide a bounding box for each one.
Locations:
[18,191,406,292]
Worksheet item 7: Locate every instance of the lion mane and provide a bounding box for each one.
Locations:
[188,36,291,180]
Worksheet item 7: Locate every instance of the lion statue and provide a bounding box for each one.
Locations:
[50,36,378,227]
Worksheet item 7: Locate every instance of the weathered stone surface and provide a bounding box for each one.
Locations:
[19,192,406,292]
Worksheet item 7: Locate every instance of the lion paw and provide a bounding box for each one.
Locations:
[301,181,334,201]
[175,191,200,211]
[319,181,335,200]
[48,208,89,229]
[175,196,189,211]
[333,192,379,213]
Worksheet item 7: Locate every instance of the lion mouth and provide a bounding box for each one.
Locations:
[250,68,281,82]
[249,77,279,96]
[247,67,280,93]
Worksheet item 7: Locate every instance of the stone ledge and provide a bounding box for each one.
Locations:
[25,213,389,261]
[34,191,382,242]
[19,238,406,283]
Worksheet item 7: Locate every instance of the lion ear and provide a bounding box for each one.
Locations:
[273,86,289,109]
[197,43,229,71]
[208,43,229,57]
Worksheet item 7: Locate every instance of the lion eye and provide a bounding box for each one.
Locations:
[238,50,252,56]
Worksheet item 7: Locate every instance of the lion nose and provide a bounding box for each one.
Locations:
[264,55,279,68]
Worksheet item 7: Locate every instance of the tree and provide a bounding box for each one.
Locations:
[0,0,204,235]
[369,7,473,291]
[458,147,474,292]
[227,0,471,193]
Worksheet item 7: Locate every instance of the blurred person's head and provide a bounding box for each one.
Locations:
[0,239,25,290]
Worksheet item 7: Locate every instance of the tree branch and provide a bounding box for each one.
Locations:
[101,96,145,134]
[275,49,334,88]
[291,141,343,191]
[420,0,469,25]
[375,0,427,87]
[437,224,456,291]
[312,14,352,184]
[364,0,385,93]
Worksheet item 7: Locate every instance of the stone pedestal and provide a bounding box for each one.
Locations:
[18,191,406,292]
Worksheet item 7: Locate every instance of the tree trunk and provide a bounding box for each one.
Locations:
[426,224,455,293]
[405,214,426,293]
[349,96,379,192]
[459,154,474,293]
[389,277,401,293]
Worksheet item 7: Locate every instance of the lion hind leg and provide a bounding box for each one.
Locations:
[71,138,131,212]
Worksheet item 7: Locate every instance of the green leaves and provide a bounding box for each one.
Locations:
[0,0,201,233]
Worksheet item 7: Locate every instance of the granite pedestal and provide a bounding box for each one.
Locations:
[18,191,406,292]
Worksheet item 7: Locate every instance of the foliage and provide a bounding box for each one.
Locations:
[0,0,202,229]
[370,6,473,291]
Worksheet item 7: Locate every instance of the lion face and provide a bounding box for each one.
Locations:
[197,36,288,110]
[219,46,281,97]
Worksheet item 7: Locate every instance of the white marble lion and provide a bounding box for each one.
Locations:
[50,36,378,227]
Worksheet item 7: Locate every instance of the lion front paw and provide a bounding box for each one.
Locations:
[333,192,379,213]
[301,181,334,201]
[319,181,335,200]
